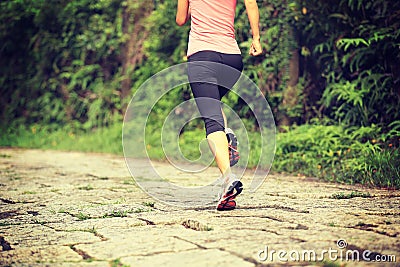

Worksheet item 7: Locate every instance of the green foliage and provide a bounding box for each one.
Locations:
[275,122,400,188]
[0,0,144,129]
[296,0,400,126]
[235,0,300,124]
[1,0,399,189]
[144,0,189,64]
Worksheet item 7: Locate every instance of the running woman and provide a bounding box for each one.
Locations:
[176,0,262,210]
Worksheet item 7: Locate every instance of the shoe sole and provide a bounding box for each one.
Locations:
[217,180,243,211]
[217,200,236,211]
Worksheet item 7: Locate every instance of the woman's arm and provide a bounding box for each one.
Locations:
[244,0,262,56]
[176,0,190,26]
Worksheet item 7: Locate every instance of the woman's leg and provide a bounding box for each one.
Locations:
[217,53,243,168]
[207,131,231,177]
[188,81,232,176]
[188,52,231,176]
[188,52,243,210]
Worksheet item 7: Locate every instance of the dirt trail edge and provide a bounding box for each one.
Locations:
[0,148,399,266]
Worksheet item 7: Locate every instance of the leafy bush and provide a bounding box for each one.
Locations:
[1,0,399,189]
[296,0,400,127]
[0,0,151,129]
[274,122,399,188]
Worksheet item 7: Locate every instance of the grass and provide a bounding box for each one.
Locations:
[122,179,135,185]
[79,226,98,234]
[87,226,98,234]
[77,212,91,221]
[22,191,37,195]
[58,207,150,220]
[331,191,372,199]
[58,208,67,213]
[133,207,151,213]
[0,123,122,154]
[48,208,57,214]
[274,124,400,188]
[0,222,22,226]
[78,184,94,191]
[63,226,98,235]
[113,198,126,204]
[33,219,46,225]
[142,201,155,208]
[103,211,128,218]
[109,259,130,267]
[1,122,399,189]
[182,219,213,231]
[102,207,152,218]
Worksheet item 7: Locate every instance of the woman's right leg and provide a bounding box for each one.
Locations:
[207,131,231,177]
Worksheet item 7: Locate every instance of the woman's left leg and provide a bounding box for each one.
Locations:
[188,53,243,178]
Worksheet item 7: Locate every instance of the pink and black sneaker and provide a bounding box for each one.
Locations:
[217,175,243,211]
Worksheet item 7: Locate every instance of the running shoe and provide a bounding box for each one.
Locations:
[217,199,236,211]
[225,127,239,167]
[216,175,243,211]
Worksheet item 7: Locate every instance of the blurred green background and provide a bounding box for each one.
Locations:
[1,0,399,188]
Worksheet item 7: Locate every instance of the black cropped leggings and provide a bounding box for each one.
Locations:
[187,51,243,136]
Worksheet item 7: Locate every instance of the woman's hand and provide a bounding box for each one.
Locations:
[250,37,262,56]
[244,0,262,56]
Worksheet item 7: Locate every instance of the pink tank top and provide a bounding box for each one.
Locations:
[187,0,241,57]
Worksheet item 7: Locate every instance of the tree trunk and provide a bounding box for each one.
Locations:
[120,1,152,100]
[280,49,300,126]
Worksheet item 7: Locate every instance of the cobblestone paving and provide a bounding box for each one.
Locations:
[0,148,399,266]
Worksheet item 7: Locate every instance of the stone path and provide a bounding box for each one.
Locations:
[0,148,399,266]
